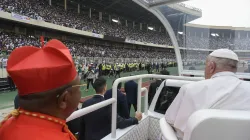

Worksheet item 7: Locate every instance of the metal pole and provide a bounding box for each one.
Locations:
[141,87,148,115]
[89,8,92,18]
[64,0,67,11]
[111,80,118,138]
[49,0,52,5]
[78,4,80,14]
[137,78,142,113]
[99,12,102,21]
[0,61,3,78]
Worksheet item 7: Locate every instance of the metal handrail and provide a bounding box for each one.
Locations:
[141,87,149,115]
[67,98,116,122]
[66,74,204,139]
[111,74,204,138]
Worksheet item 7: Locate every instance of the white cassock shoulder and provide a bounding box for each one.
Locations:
[165,84,196,132]
[165,85,187,125]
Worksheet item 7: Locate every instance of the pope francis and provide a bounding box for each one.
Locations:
[165,49,250,139]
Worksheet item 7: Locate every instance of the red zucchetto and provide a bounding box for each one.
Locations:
[7,39,77,96]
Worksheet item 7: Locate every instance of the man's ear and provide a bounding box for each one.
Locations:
[210,62,216,74]
[57,90,70,110]
[105,84,107,91]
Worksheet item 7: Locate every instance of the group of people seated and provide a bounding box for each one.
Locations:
[0,0,171,45]
[181,35,250,50]
[0,31,175,60]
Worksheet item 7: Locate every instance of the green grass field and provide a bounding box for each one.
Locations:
[0,67,178,116]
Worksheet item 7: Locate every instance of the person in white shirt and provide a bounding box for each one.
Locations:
[164,49,250,140]
[2,58,7,68]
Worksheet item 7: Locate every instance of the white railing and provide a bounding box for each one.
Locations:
[66,88,148,122]
[66,98,116,122]
[66,74,204,139]
[111,74,203,138]
[141,87,149,115]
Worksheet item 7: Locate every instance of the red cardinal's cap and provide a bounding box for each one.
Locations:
[7,39,77,96]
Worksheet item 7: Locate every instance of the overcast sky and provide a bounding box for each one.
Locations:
[182,0,250,27]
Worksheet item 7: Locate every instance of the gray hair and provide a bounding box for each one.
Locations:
[207,55,238,70]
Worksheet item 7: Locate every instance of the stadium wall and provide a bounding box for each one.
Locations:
[0,11,104,38]
[103,35,126,42]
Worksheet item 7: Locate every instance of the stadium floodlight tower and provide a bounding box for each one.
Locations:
[133,0,202,76]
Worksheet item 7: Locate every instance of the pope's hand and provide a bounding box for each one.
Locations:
[135,112,142,121]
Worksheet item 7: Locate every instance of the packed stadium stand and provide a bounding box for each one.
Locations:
[0,30,175,59]
[2,0,250,140]
[178,26,250,50]
[0,0,172,45]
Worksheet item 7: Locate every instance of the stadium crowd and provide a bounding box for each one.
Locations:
[2,38,250,140]
[234,38,250,50]
[181,50,208,62]
[0,0,171,45]
[182,36,250,50]
[1,0,250,140]
[0,31,175,59]
[0,32,40,55]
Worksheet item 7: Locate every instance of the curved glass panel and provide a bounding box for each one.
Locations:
[143,0,170,5]
[156,0,250,78]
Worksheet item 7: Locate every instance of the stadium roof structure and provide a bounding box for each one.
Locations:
[64,0,162,24]
[130,0,202,75]
[63,0,201,25]
[56,0,203,75]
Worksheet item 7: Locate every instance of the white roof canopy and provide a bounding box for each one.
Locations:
[184,0,250,27]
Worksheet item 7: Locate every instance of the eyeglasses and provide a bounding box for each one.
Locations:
[56,84,87,98]
[72,84,87,88]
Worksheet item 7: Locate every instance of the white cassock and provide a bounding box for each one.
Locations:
[165,72,250,139]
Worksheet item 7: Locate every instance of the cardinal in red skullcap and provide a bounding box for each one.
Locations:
[0,39,81,140]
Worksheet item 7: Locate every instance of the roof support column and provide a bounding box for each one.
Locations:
[89,8,92,18]
[125,20,128,27]
[64,0,67,11]
[99,12,102,21]
[78,4,80,14]
[49,0,52,6]
[133,0,183,75]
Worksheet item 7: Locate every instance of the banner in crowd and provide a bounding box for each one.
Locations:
[125,39,136,44]
[92,33,102,38]
[11,12,31,21]
[125,39,151,45]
